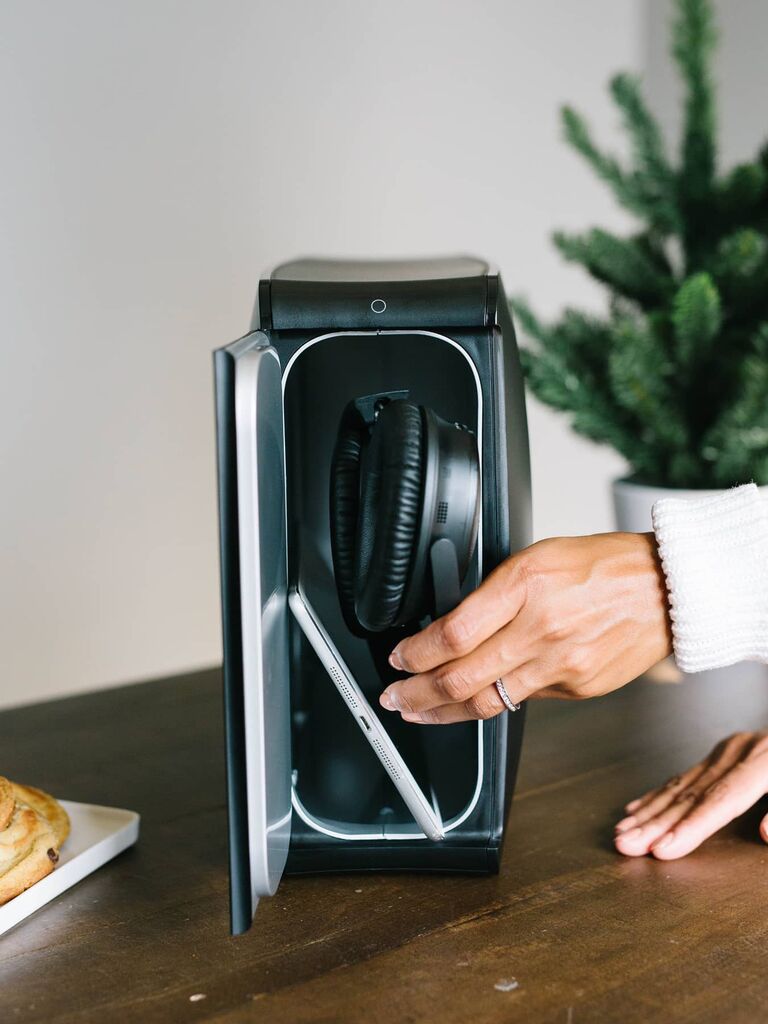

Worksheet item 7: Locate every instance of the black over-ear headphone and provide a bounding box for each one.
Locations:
[330,393,480,636]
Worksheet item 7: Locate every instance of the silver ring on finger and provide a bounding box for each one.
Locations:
[495,678,521,713]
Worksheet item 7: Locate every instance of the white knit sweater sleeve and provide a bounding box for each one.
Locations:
[651,483,768,673]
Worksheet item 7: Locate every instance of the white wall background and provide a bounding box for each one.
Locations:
[1,0,657,707]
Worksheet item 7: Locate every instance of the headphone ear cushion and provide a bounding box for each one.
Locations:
[329,408,368,635]
[354,401,424,632]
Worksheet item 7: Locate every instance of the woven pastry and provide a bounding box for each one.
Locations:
[0,776,14,832]
[0,777,70,905]
[11,782,70,848]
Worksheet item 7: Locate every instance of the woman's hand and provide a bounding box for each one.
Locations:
[615,732,768,859]
[379,532,672,723]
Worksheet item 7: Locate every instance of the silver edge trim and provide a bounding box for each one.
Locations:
[234,342,285,902]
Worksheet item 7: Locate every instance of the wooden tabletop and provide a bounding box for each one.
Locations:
[2,662,768,1023]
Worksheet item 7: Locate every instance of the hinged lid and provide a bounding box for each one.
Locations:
[215,332,292,933]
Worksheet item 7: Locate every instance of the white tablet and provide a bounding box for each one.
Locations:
[288,582,444,842]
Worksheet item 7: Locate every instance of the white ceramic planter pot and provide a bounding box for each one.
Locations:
[613,477,768,532]
[612,478,736,533]
[612,477,768,687]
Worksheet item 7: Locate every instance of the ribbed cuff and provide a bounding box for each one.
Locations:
[652,483,768,673]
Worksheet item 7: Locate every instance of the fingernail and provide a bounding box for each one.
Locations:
[625,799,641,812]
[401,712,424,723]
[615,816,636,834]
[388,648,404,671]
[380,688,400,712]
[618,826,643,841]
[652,832,675,853]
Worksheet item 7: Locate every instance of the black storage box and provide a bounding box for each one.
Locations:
[214,256,532,933]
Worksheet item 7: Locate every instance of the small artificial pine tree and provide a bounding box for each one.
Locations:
[513,0,768,488]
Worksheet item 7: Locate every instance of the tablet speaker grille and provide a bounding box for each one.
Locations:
[329,665,359,711]
[371,738,401,780]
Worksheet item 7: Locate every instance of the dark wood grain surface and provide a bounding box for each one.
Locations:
[2,663,768,1023]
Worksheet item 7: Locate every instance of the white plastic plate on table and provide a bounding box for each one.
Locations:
[0,800,140,936]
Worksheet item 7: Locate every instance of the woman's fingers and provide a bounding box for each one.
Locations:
[399,681,510,724]
[616,736,751,833]
[614,764,709,835]
[388,558,528,675]
[615,734,763,859]
[615,792,702,857]
[651,759,768,860]
[614,766,728,857]
[380,624,535,715]
[622,768,703,817]
[400,674,586,724]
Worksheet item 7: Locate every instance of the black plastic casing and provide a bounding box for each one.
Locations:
[215,257,532,927]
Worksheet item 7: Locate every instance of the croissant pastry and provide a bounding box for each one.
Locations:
[0,777,70,905]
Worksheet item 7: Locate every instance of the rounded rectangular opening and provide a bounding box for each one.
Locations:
[283,331,483,840]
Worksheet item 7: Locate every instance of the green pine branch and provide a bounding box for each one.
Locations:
[553,228,672,306]
[671,272,721,366]
[700,327,768,485]
[514,0,768,488]
[520,343,660,477]
[561,107,675,232]
[609,73,680,232]
[674,0,717,202]
[711,229,768,320]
